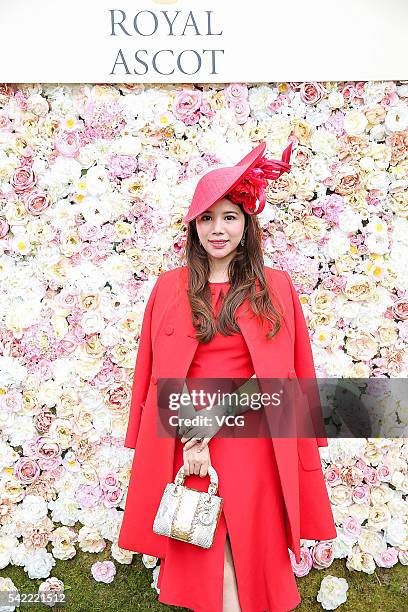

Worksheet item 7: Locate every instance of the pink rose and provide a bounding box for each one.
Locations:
[199,100,215,119]
[36,438,60,459]
[290,546,313,577]
[1,390,23,414]
[0,218,9,238]
[224,83,248,103]
[54,130,81,157]
[355,458,368,471]
[100,473,120,492]
[14,457,41,484]
[352,484,370,504]
[108,386,129,413]
[299,82,326,104]
[173,89,202,124]
[392,297,408,320]
[37,457,62,472]
[24,189,51,215]
[363,466,381,487]
[375,547,399,568]
[325,465,341,486]
[0,111,12,131]
[34,409,54,433]
[91,560,116,583]
[230,100,250,125]
[11,167,36,193]
[271,231,288,252]
[76,484,103,508]
[312,541,334,568]
[343,516,362,539]
[102,488,122,507]
[108,154,138,179]
[397,320,408,341]
[185,156,210,179]
[377,463,391,482]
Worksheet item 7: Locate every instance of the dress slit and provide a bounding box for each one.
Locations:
[222,503,244,611]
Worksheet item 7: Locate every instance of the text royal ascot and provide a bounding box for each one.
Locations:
[109,9,224,76]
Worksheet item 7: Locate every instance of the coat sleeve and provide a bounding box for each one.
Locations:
[124,273,162,449]
[284,271,328,447]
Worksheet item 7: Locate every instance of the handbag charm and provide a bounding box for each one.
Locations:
[153,464,223,548]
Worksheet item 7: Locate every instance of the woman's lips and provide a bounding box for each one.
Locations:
[209,240,228,249]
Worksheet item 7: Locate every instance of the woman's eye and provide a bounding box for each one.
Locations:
[201,215,235,221]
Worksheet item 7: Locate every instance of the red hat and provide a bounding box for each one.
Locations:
[183,140,293,224]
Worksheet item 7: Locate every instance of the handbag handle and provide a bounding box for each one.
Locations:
[174,464,219,495]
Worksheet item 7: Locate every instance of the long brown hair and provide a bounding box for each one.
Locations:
[181,211,285,343]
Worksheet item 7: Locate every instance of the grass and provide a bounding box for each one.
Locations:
[2,550,407,611]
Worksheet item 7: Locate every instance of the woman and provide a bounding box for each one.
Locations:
[118,141,337,611]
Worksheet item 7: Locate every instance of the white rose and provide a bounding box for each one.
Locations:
[47,156,82,185]
[37,380,61,409]
[0,575,19,611]
[346,546,376,573]
[385,102,408,132]
[348,503,371,523]
[358,528,387,556]
[10,542,31,566]
[24,548,56,579]
[370,124,386,141]
[76,143,99,168]
[52,543,76,561]
[365,233,389,255]
[328,91,344,109]
[310,129,339,157]
[20,495,48,523]
[386,518,408,548]
[317,575,349,610]
[365,83,387,105]
[0,536,18,570]
[0,356,28,386]
[343,109,368,136]
[248,85,278,112]
[27,93,49,117]
[48,496,80,526]
[85,165,110,196]
[142,554,159,569]
[324,230,350,259]
[338,209,363,233]
[111,542,133,564]
[333,531,355,559]
[77,526,105,553]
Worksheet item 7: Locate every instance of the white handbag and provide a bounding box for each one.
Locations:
[153,464,224,548]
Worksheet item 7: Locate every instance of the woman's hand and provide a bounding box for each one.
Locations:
[183,442,211,477]
[181,435,211,452]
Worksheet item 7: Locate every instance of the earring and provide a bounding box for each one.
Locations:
[240,236,246,246]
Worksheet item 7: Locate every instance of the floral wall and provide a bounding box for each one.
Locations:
[0,81,407,604]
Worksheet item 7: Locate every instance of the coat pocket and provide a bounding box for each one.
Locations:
[297,437,322,470]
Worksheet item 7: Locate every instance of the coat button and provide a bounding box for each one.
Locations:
[288,368,297,379]
[164,325,174,335]
[151,374,158,385]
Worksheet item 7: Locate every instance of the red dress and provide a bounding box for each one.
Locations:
[157,281,302,612]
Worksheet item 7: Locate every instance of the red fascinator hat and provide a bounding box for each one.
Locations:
[183,140,293,224]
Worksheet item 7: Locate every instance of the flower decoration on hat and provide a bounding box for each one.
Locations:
[226,143,293,215]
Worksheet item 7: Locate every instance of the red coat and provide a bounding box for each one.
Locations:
[118,266,337,565]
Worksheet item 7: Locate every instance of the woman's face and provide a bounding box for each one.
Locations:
[194,197,246,261]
